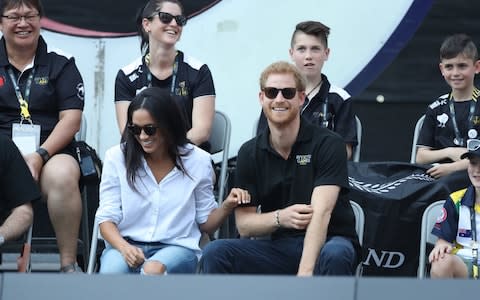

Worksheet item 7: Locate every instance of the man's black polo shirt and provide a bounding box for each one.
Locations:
[236,117,358,246]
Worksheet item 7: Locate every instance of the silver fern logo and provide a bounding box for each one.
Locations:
[349,173,434,194]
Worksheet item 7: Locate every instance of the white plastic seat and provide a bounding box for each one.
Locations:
[410,115,425,163]
[353,116,362,162]
[417,200,445,278]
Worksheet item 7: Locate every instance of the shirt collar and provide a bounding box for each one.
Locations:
[462,185,476,208]
[258,117,314,152]
[0,35,48,67]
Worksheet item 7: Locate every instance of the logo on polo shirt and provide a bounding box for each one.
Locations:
[35,77,49,85]
[436,113,448,128]
[0,76,4,87]
[76,83,85,101]
[129,73,138,82]
[473,116,480,125]
[296,154,311,165]
[176,81,188,96]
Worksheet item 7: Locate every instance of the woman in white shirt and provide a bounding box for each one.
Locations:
[97,87,249,274]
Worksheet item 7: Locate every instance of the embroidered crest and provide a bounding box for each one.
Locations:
[436,207,447,223]
[436,113,448,128]
[296,154,311,166]
[35,77,49,85]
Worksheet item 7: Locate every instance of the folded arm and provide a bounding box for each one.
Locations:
[297,185,339,276]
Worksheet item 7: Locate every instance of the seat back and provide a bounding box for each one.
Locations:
[349,201,365,246]
[75,113,87,141]
[417,200,445,278]
[353,116,362,162]
[349,200,365,276]
[208,111,231,205]
[410,115,425,163]
[87,218,102,274]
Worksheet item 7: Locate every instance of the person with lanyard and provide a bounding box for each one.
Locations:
[416,33,480,178]
[0,0,85,272]
[429,138,480,279]
[97,87,249,275]
[114,0,215,151]
[256,21,357,159]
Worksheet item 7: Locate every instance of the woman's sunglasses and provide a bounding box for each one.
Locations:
[262,87,297,100]
[128,124,159,136]
[155,11,187,26]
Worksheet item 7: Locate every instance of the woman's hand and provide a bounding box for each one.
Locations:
[222,188,251,211]
[119,243,145,268]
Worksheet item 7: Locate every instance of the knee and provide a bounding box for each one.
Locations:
[317,238,356,275]
[42,159,80,193]
[142,261,166,275]
[99,248,130,274]
[202,240,227,260]
[200,240,231,273]
[430,255,454,278]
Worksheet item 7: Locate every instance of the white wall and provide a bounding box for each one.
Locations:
[41,0,414,160]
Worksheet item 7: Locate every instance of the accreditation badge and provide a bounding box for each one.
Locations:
[12,122,41,155]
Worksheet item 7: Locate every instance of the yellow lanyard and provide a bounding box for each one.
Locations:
[7,67,35,123]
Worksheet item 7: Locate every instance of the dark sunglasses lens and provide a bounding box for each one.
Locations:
[158,12,186,26]
[158,12,174,24]
[281,88,297,99]
[143,126,157,136]
[264,87,279,99]
[128,125,141,135]
[175,15,187,26]
[128,125,157,136]
[264,87,297,99]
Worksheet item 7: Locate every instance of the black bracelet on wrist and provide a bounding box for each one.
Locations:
[36,147,50,163]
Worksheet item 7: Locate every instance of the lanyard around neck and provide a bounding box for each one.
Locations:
[7,67,36,123]
[448,88,479,146]
[146,52,178,96]
[470,205,478,279]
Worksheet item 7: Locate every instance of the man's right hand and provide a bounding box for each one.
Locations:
[278,204,313,230]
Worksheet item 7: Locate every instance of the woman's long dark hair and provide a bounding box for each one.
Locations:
[121,87,189,192]
[136,0,184,55]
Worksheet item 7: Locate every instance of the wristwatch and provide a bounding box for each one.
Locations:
[0,234,5,246]
[36,147,50,163]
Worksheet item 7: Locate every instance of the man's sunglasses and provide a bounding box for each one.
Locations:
[155,11,187,26]
[467,139,480,151]
[262,87,297,100]
[128,124,159,136]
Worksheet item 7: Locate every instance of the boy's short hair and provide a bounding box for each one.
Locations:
[259,61,306,92]
[440,33,478,61]
[291,21,330,48]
